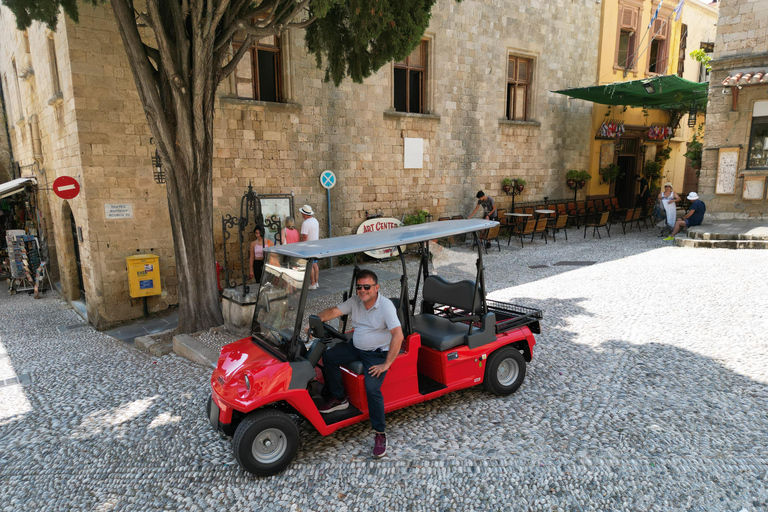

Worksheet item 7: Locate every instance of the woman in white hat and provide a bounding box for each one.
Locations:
[657,182,680,230]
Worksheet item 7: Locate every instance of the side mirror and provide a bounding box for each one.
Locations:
[308,315,325,339]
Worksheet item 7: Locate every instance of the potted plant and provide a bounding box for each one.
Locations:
[501,178,514,193]
[566,170,591,189]
[683,127,704,175]
[598,163,623,184]
[515,178,527,192]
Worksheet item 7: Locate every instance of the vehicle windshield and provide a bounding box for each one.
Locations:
[254,257,305,356]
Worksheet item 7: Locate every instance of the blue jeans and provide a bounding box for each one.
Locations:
[322,342,388,433]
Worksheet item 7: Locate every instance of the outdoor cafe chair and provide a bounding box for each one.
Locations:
[631,207,643,231]
[509,218,536,248]
[550,214,569,242]
[482,224,501,253]
[584,211,611,239]
[533,217,549,244]
[620,208,636,234]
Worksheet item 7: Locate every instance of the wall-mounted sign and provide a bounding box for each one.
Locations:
[404,138,424,169]
[743,176,766,200]
[356,217,406,259]
[105,203,134,219]
[716,148,739,195]
[53,176,80,200]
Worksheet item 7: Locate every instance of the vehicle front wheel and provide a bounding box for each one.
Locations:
[232,409,299,476]
[483,346,526,396]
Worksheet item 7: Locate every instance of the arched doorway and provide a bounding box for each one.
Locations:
[60,201,85,303]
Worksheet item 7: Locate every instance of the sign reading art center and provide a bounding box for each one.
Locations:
[356,217,406,259]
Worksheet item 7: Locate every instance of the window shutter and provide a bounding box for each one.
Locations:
[653,19,667,39]
[620,7,637,31]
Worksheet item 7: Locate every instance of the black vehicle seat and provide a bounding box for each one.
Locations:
[412,275,486,351]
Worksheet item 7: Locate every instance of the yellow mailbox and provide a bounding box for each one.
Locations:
[126,254,161,298]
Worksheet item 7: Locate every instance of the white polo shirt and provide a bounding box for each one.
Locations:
[301,216,319,241]
[337,294,401,352]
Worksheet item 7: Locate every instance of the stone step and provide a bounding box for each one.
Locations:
[674,238,768,249]
[687,223,768,241]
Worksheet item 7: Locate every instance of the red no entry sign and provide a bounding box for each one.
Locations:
[53,176,80,200]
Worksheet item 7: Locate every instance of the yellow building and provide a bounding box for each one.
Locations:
[580,0,718,209]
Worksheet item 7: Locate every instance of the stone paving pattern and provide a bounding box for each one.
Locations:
[1,229,767,511]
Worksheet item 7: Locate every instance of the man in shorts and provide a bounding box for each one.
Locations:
[664,192,705,240]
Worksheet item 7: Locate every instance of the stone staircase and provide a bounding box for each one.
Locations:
[674,221,768,249]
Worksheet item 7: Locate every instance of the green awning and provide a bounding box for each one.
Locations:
[552,75,708,110]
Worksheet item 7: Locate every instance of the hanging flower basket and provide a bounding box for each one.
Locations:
[502,184,511,193]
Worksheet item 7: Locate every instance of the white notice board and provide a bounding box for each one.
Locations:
[743,177,766,200]
[404,138,424,169]
[716,148,739,195]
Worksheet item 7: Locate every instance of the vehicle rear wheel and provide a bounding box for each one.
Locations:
[483,346,526,396]
[232,409,299,476]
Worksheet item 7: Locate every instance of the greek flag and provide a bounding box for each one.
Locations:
[672,0,685,21]
[648,0,663,29]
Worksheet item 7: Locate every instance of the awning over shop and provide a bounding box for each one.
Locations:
[0,177,37,199]
[552,75,708,110]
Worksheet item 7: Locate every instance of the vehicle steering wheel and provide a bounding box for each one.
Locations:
[308,315,347,342]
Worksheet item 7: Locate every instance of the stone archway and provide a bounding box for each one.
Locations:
[58,201,84,302]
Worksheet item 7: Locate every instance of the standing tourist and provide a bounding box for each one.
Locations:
[249,225,273,283]
[300,205,320,289]
[657,182,680,230]
[282,216,300,245]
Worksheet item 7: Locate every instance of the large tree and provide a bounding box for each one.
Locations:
[6,0,436,333]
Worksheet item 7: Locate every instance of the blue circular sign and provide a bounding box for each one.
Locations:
[320,170,336,189]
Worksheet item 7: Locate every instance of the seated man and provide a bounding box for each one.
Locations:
[316,270,403,458]
[665,192,706,240]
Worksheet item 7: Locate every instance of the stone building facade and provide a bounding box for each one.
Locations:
[700,0,768,218]
[0,0,600,328]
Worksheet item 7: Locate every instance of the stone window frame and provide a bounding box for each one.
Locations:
[506,53,534,122]
[392,36,433,114]
[11,59,24,124]
[614,0,644,73]
[746,115,768,170]
[2,74,13,126]
[231,34,284,103]
[46,31,63,102]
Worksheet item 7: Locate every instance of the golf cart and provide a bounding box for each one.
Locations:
[207,219,542,476]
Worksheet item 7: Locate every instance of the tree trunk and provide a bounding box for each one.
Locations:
[111,0,223,332]
[166,156,223,333]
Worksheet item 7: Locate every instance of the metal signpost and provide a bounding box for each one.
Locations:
[320,170,336,267]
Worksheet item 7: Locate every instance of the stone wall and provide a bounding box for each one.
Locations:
[2,0,600,327]
[712,0,768,58]
[700,0,768,219]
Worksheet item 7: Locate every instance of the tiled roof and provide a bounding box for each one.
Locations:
[721,71,766,86]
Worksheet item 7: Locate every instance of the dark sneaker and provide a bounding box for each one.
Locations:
[373,433,387,458]
[318,396,349,414]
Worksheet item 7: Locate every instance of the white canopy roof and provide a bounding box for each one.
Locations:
[0,177,36,199]
[265,219,497,259]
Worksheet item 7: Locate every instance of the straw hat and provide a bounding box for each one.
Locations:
[687,192,699,201]
[299,205,315,216]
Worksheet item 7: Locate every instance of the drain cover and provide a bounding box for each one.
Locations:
[57,323,90,332]
[553,261,597,266]
[0,373,32,388]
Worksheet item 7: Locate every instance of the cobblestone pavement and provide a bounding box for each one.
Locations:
[1,229,767,511]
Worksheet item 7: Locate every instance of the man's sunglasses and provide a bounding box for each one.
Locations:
[355,284,375,291]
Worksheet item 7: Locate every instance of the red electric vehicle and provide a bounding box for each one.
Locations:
[207,219,542,476]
